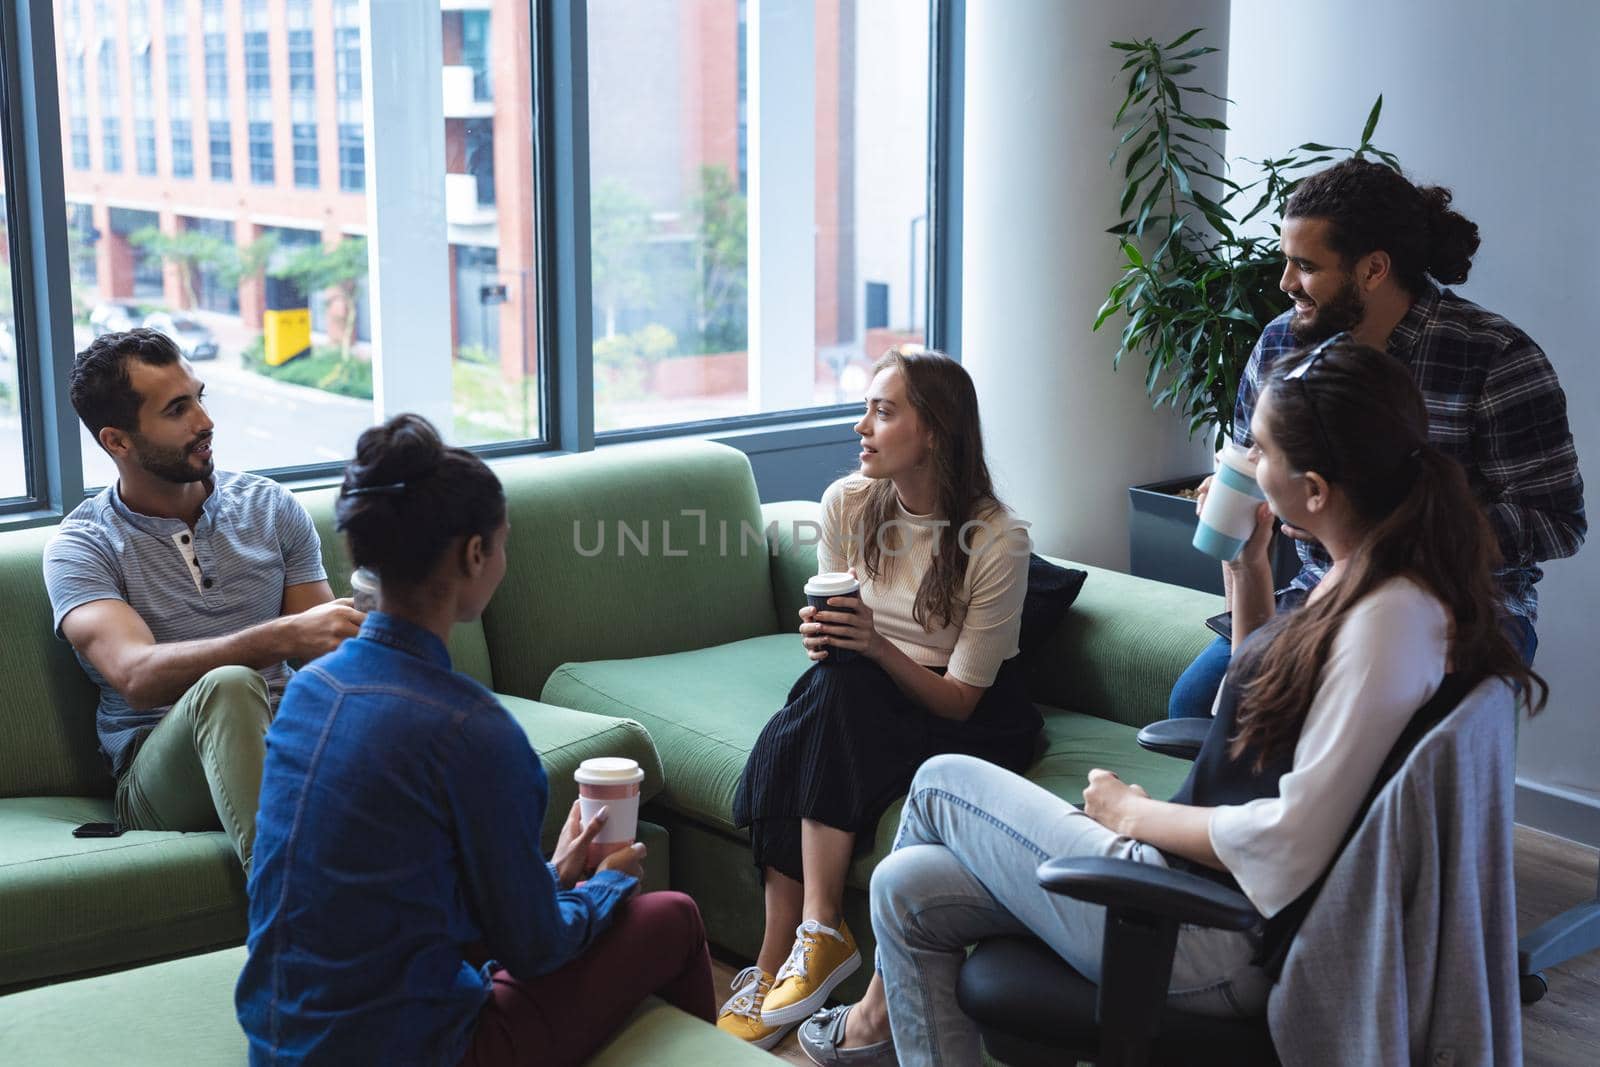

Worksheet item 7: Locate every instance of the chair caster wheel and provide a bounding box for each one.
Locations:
[1520,971,1547,1004]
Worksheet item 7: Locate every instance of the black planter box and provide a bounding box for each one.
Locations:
[1129,476,1302,596]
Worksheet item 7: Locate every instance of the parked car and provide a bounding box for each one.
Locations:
[88,302,140,336]
[142,311,220,361]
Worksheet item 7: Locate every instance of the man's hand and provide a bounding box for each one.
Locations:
[280,598,364,661]
[551,801,610,888]
[597,841,647,883]
[1193,474,1215,517]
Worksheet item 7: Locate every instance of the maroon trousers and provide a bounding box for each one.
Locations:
[459,891,716,1067]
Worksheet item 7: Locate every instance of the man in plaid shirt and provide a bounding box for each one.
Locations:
[1169,159,1585,719]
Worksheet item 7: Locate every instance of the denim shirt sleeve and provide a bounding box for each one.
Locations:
[444,701,638,979]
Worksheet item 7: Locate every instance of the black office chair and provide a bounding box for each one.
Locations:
[957,677,1509,1067]
[956,717,1277,1067]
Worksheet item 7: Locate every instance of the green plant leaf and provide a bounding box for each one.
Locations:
[1163,28,1204,50]
[1361,95,1383,145]
[1135,174,1168,234]
[1295,142,1343,152]
[1119,240,1145,268]
[1093,294,1122,330]
[1175,114,1228,131]
[1114,87,1152,125]
[1122,132,1157,176]
[1116,113,1153,147]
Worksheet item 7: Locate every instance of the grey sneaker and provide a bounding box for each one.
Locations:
[797,1004,899,1065]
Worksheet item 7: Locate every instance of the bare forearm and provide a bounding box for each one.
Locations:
[119,618,291,708]
[1122,796,1225,871]
[1225,560,1274,653]
[869,639,976,722]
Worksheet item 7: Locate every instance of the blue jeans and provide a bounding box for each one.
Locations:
[870,755,1269,1067]
[1167,615,1540,720]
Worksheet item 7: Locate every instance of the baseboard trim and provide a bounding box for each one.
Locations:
[1516,778,1600,849]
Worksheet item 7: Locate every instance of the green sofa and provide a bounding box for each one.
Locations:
[0,438,1221,1057]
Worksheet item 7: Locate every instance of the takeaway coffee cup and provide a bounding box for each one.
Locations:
[575,757,646,868]
[805,572,862,665]
[1192,441,1267,561]
[350,567,380,613]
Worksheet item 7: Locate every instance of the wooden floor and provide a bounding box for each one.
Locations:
[711,825,1600,1065]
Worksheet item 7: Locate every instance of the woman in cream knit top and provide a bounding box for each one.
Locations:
[721,347,1043,1053]
[818,473,1030,689]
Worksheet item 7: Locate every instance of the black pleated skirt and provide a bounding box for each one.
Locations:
[732,654,1043,882]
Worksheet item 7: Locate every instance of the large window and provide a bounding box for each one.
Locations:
[10,1,955,513]
[585,0,931,433]
[1,185,21,500]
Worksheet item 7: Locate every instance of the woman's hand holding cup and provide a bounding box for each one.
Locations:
[551,800,608,889]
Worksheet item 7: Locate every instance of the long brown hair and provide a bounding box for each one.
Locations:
[848,347,1000,631]
[1231,341,1545,768]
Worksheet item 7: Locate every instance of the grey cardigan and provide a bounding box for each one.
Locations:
[1268,677,1523,1065]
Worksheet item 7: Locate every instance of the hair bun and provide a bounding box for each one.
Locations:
[1419,185,1479,286]
[348,412,444,490]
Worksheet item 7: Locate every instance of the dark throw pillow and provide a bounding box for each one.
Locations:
[1018,554,1087,655]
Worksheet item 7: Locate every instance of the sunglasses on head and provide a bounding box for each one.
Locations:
[1281,332,1349,480]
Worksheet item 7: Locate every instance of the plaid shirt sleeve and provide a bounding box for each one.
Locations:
[1233,338,1265,447]
[1475,333,1587,566]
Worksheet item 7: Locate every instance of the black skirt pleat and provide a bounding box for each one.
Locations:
[732,655,1042,882]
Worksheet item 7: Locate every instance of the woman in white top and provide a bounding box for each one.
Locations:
[803,338,1546,1065]
[718,347,1042,1050]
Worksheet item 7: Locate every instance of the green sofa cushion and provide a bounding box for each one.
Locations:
[0,947,777,1066]
[0,946,250,1063]
[544,634,1201,893]
[543,633,811,835]
[0,526,112,799]
[481,441,781,700]
[1025,560,1221,729]
[0,797,245,989]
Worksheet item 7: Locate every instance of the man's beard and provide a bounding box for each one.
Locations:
[1288,275,1365,344]
[132,434,213,484]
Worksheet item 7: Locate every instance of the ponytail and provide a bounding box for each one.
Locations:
[1419,185,1480,286]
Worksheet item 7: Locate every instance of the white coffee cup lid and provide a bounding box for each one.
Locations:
[574,757,645,785]
[1215,440,1257,478]
[805,572,860,596]
[350,568,380,593]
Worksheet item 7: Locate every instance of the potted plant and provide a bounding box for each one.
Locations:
[1095,28,1400,593]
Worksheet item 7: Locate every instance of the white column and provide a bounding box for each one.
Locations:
[961,0,1226,568]
[747,0,816,413]
[363,0,454,434]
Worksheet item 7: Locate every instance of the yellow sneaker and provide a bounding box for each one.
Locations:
[760,919,862,1026]
[717,965,791,1049]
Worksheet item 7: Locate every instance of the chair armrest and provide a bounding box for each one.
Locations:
[1135,718,1212,761]
[1037,856,1258,932]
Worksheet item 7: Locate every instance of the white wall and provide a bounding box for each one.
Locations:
[962,0,1222,568]
[1226,0,1600,841]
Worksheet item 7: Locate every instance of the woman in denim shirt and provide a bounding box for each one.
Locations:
[236,414,715,1066]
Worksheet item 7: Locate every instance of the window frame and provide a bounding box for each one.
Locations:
[0,0,963,526]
